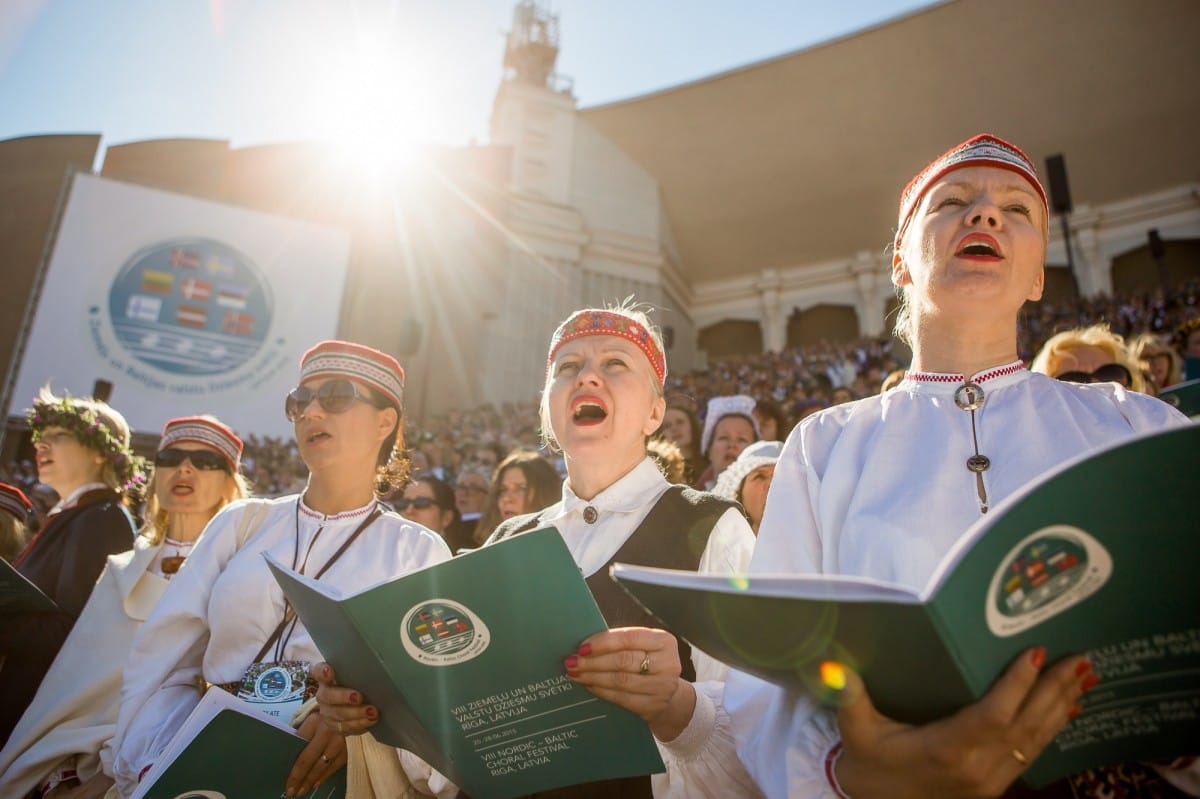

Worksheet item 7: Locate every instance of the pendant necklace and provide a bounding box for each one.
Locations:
[954,381,991,514]
[161,537,195,575]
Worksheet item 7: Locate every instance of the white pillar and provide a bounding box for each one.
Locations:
[851,251,887,336]
[757,269,786,352]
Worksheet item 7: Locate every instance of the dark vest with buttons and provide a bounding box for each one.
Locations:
[484,484,738,799]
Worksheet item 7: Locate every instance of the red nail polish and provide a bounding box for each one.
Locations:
[1075,660,1091,677]
[1030,646,1046,670]
[322,664,331,679]
[564,655,578,668]
[578,643,592,656]
[1081,673,1101,693]
[365,706,377,720]
[566,669,580,678]
[1068,704,1082,720]
[349,692,360,704]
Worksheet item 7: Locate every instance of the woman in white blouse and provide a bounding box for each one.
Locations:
[111,341,452,798]
[725,134,1193,798]
[316,306,762,798]
[0,415,247,799]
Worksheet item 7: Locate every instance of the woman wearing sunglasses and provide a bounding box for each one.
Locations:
[1030,323,1148,393]
[0,416,247,799]
[394,474,463,549]
[0,389,139,751]
[314,307,761,798]
[111,341,452,799]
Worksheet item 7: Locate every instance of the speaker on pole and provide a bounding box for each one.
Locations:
[1045,154,1072,215]
[92,379,114,403]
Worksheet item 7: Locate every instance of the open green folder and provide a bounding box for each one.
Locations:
[0,555,59,615]
[129,687,346,799]
[614,423,1200,788]
[267,527,664,799]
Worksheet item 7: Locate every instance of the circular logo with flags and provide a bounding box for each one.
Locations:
[107,238,272,375]
[400,599,490,666]
[985,525,1112,637]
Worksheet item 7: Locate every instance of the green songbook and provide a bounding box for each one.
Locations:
[129,687,346,799]
[613,424,1200,787]
[0,555,59,615]
[267,527,664,799]
[1160,377,1200,417]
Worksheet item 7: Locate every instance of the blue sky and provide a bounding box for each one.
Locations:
[0,0,937,150]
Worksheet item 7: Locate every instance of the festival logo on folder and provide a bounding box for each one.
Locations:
[401,599,490,666]
[107,238,272,376]
[985,525,1112,637]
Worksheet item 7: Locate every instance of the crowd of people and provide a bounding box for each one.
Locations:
[0,132,1196,799]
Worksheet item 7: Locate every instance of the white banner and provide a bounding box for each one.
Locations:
[9,172,352,438]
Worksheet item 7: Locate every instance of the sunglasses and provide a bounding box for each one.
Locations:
[394,496,440,512]
[1055,363,1133,388]
[285,379,377,422]
[155,448,230,471]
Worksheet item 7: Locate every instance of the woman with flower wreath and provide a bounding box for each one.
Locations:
[0,415,248,799]
[0,388,140,748]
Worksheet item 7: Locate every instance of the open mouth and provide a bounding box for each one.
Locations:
[171,482,195,496]
[571,397,608,425]
[955,234,1002,259]
[305,430,331,444]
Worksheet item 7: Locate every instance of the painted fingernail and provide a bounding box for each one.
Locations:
[578,643,592,656]
[321,664,332,679]
[566,669,580,679]
[1068,704,1082,720]
[365,706,377,720]
[1075,660,1091,677]
[564,655,578,668]
[349,692,361,705]
[1030,646,1046,670]
[1081,673,1101,693]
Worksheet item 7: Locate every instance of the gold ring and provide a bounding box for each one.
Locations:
[1011,748,1028,765]
[639,653,651,674]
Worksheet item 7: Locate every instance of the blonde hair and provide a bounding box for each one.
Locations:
[143,468,250,545]
[1030,323,1147,393]
[1131,332,1182,391]
[538,301,667,452]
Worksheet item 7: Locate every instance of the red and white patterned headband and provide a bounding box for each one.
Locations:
[160,416,244,471]
[895,133,1048,249]
[299,340,405,410]
[547,310,667,385]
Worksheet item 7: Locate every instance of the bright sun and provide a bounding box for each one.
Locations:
[307,29,428,178]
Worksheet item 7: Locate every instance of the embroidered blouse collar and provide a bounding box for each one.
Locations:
[902,360,1027,394]
[298,496,378,523]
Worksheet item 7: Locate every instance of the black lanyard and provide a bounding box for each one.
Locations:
[261,499,381,664]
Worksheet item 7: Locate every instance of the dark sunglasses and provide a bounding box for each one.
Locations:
[394,496,440,512]
[1055,363,1133,388]
[154,448,230,471]
[285,379,377,422]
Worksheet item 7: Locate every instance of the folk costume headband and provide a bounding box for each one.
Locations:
[160,416,244,472]
[547,310,667,386]
[0,482,33,524]
[895,133,1048,250]
[299,340,405,410]
[27,393,142,491]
